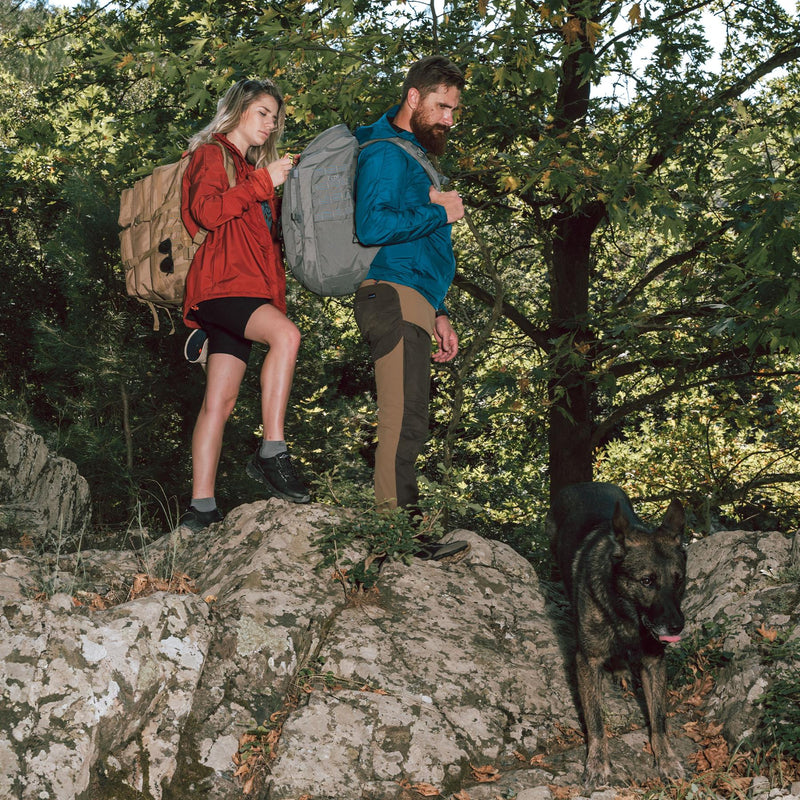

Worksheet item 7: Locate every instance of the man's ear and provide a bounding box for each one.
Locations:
[406,87,420,111]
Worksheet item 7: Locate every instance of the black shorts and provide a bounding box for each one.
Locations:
[190,297,271,364]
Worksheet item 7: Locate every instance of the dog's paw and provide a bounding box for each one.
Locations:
[582,758,612,790]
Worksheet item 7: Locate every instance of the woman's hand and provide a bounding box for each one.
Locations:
[266,155,294,188]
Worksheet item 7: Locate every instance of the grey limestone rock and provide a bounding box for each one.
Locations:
[0,417,798,800]
[0,415,90,551]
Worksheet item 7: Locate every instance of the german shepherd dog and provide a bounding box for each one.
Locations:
[547,482,687,787]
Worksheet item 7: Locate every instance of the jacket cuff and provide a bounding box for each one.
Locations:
[433,203,449,224]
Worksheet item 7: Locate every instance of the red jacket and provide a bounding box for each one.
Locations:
[181,133,286,327]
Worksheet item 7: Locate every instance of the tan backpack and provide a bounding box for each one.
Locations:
[118,141,234,330]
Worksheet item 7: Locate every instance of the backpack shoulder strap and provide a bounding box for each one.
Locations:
[360,137,447,190]
[213,139,237,188]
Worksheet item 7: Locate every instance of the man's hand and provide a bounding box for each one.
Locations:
[429,186,464,223]
[433,315,459,362]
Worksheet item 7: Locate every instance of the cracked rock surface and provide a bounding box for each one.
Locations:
[2,500,798,799]
[1,420,798,799]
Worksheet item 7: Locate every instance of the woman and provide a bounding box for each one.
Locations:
[179,78,309,532]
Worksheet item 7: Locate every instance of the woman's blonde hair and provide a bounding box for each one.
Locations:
[187,78,285,167]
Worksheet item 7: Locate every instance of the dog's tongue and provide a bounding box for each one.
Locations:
[659,635,682,643]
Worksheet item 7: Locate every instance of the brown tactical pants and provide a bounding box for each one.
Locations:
[354,281,435,509]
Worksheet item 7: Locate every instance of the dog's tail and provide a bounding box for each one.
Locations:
[545,510,561,582]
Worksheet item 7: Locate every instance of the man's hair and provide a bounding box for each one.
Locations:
[400,56,465,104]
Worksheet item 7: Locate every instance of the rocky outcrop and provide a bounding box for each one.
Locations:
[0,418,798,799]
[682,529,800,746]
[0,502,583,800]
[1,498,798,800]
[0,415,90,551]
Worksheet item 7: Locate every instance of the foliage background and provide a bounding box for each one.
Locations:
[1,0,799,561]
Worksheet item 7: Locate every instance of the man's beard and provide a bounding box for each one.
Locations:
[410,111,449,156]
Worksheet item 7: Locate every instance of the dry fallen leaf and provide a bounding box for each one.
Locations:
[453,791,471,800]
[470,763,500,783]
[411,782,440,796]
[689,735,730,772]
[756,623,779,642]
[683,719,724,743]
[683,721,704,743]
[684,674,715,706]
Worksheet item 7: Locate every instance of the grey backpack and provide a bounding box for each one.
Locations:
[282,124,444,297]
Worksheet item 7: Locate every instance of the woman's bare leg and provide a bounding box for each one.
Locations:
[242,304,309,502]
[191,352,247,499]
[243,304,301,440]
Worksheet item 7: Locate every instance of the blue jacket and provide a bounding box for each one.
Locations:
[354,107,455,311]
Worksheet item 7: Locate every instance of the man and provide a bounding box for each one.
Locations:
[353,55,467,560]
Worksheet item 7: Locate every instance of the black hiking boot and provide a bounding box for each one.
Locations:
[246,450,311,504]
[179,505,223,533]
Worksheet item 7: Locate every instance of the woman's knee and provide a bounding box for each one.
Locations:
[284,322,301,354]
[246,306,300,350]
[200,381,240,419]
[271,318,301,355]
[200,395,237,423]
[265,322,301,362]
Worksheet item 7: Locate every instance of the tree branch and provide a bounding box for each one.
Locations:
[615,221,735,309]
[647,44,800,174]
[453,274,550,350]
[593,362,800,446]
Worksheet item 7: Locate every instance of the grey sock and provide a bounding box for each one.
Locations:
[259,439,287,459]
[191,497,216,512]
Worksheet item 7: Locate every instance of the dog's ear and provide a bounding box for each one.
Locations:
[611,500,629,556]
[661,498,685,543]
